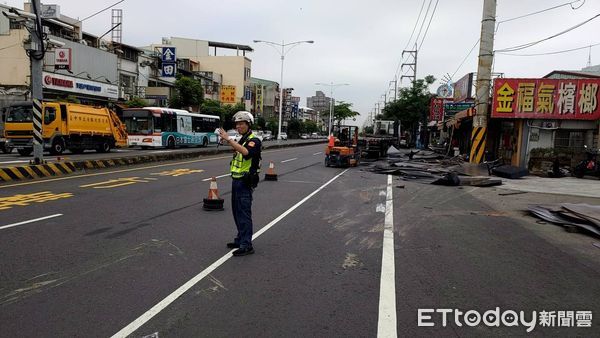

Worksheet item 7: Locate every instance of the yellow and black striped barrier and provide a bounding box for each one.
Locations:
[469,126,487,164]
[0,162,76,182]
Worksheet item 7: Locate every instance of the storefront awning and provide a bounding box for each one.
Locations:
[445,107,476,128]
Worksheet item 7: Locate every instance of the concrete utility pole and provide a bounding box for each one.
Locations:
[469,0,496,163]
[30,0,44,164]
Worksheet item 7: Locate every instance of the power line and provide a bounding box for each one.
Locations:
[496,41,600,56]
[413,0,433,50]
[80,0,125,22]
[497,0,585,27]
[452,38,480,79]
[418,0,439,51]
[394,0,426,78]
[496,13,600,52]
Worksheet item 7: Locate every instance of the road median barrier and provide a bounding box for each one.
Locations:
[0,140,326,183]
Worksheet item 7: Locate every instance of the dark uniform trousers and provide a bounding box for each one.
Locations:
[231,178,253,249]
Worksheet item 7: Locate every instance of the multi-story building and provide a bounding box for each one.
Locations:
[144,37,253,108]
[0,4,120,106]
[249,77,279,119]
[307,90,332,114]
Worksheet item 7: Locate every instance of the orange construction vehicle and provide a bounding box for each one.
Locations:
[324,125,360,167]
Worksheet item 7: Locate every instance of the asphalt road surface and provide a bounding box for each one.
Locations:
[1,143,599,337]
[0,139,322,167]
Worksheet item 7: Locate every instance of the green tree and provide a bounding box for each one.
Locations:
[169,76,204,109]
[286,118,305,138]
[125,97,149,108]
[256,117,266,130]
[363,125,374,135]
[304,120,319,133]
[333,101,359,126]
[382,75,435,141]
[200,99,224,117]
[266,117,279,135]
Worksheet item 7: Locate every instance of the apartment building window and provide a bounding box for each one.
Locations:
[244,67,251,81]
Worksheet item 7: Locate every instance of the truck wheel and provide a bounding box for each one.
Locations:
[167,137,175,149]
[17,148,32,156]
[49,138,65,155]
[202,137,208,147]
[97,141,111,153]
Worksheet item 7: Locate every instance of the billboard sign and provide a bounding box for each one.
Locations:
[54,48,71,71]
[491,78,600,120]
[453,73,473,102]
[220,85,236,104]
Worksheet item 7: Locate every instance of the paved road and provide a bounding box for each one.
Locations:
[1,143,599,337]
[0,139,324,167]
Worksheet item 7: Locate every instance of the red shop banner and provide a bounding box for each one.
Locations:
[491,78,600,120]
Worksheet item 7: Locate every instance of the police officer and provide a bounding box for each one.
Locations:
[218,111,261,256]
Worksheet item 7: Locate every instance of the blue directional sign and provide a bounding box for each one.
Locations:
[161,47,176,62]
[161,62,176,78]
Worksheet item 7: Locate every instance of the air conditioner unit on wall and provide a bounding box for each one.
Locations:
[543,121,557,129]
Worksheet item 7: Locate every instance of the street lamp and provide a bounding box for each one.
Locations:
[315,82,349,136]
[253,39,314,140]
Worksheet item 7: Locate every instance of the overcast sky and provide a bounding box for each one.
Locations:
[3,0,599,125]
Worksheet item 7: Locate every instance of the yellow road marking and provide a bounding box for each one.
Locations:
[0,191,73,210]
[150,169,205,177]
[80,177,153,189]
[0,146,305,189]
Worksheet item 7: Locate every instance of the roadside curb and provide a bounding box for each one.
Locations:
[0,140,326,183]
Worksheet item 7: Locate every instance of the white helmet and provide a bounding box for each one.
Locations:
[232,111,254,124]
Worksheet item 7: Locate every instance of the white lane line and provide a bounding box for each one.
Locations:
[377,175,397,337]
[149,150,171,154]
[0,160,30,164]
[312,152,323,155]
[111,169,349,338]
[201,173,231,181]
[281,157,297,163]
[0,214,63,231]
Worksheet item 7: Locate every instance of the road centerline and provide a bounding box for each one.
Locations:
[110,168,349,338]
[377,175,397,337]
[281,158,298,163]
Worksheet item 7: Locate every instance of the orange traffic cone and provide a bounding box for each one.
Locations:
[203,177,224,211]
[264,161,278,181]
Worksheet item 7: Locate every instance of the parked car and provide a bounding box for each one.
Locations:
[262,131,273,141]
[279,132,288,140]
[300,134,309,139]
[220,129,241,144]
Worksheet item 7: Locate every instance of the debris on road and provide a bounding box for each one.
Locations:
[528,203,600,237]
[365,148,504,187]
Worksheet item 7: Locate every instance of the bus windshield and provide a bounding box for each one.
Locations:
[5,105,33,123]
[122,110,153,135]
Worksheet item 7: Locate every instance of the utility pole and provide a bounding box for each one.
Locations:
[401,45,418,86]
[30,0,44,165]
[390,76,398,101]
[469,0,496,164]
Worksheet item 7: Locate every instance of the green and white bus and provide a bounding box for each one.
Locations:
[122,107,220,148]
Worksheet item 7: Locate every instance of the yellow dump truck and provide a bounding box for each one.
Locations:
[4,102,127,156]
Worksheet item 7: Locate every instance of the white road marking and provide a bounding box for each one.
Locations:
[111,169,349,338]
[376,203,386,213]
[281,157,297,163]
[149,150,171,154]
[379,190,386,196]
[0,214,63,231]
[377,175,397,337]
[312,152,323,155]
[201,173,231,181]
[0,160,30,164]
